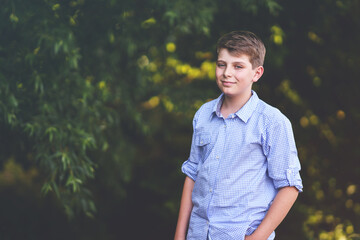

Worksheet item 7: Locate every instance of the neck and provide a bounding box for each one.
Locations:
[221,91,252,118]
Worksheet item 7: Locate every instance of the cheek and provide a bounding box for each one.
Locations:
[215,68,222,78]
[234,72,246,81]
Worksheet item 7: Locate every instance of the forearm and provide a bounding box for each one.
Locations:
[246,186,299,240]
[174,176,195,240]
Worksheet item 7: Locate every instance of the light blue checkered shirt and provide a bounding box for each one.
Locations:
[182,91,303,240]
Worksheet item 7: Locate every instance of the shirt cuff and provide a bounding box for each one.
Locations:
[273,168,303,192]
[181,160,198,181]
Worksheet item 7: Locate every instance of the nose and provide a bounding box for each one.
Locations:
[223,66,232,78]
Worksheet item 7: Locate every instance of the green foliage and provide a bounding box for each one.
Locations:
[0,0,359,239]
[0,0,218,219]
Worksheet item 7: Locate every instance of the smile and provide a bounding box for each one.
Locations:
[221,81,236,86]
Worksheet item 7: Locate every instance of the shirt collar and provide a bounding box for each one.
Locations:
[211,93,224,118]
[211,90,259,123]
[235,90,259,123]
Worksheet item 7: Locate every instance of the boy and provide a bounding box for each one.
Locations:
[174,31,303,240]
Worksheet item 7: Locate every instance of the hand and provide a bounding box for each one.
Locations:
[245,233,262,240]
[174,231,186,240]
[244,235,255,240]
[245,232,268,240]
[174,235,186,240]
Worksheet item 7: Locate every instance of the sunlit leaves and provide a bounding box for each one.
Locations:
[142,96,160,110]
[137,55,150,69]
[166,42,176,53]
[270,25,284,45]
[336,110,346,120]
[308,31,323,44]
[347,185,356,196]
[278,79,302,105]
[9,13,19,23]
[52,3,60,11]
[304,208,358,240]
[45,126,57,142]
[0,158,38,187]
[66,175,83,193]
[163,57,215,82]
[162,0,215,35]
[141,17,156,28]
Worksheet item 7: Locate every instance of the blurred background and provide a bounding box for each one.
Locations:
[1,0,359,239]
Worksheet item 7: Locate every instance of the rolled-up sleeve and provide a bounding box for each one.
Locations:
[181,159,198,181]
[264,114,303,192]
[181,110,201,181]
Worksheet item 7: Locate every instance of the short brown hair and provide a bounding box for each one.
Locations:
[216,31,266,68]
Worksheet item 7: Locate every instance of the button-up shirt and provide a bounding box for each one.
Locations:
[182,91,303,240]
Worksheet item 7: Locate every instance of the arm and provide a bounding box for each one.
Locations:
[174,176,195,240]
[245,186,299,240]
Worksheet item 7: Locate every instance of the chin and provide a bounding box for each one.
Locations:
[222,89,237,96]
[223,92,238,98]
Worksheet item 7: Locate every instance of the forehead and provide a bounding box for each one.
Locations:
[217,48,251,64]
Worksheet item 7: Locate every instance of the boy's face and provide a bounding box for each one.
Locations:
[216,48,263,99]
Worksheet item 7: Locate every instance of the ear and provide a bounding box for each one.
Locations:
[252,66,264,83]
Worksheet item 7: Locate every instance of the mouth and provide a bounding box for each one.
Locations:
[221,80,236,86]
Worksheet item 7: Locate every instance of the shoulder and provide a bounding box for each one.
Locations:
[254,99,292,128]
[193,97,218,120]
[200,98,218,111]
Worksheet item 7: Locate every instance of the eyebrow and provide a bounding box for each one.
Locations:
[216,60,247,65]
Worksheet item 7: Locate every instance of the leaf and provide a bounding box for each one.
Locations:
[52,4,60,11]
[41,182,53,194]
[8,94,18,107]
[34,74,44,94]
[24,123,35,136]
[54,40,63,54]
[9,13,19,23]
[7,113,16,125]
[61,152,69,170]
[45,127,57,142]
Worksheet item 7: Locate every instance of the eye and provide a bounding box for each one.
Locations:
[235,65,243,69]
[217,62,226,68]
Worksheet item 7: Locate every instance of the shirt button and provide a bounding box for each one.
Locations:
[206,221,209,225]
[200,141,203,144]
[216,156,219,159]
[209,188,212,192]
[224,125,226,128]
